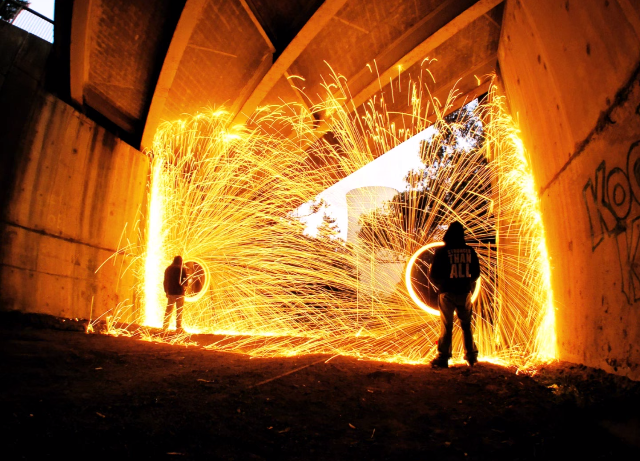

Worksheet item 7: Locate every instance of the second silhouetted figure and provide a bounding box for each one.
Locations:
[429,221,480,368]
[163,255,188,332]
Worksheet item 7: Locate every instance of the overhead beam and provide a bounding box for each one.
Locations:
[298,57,496,188]
[284,71,313,112]
[69,0,92,106]
[229,53,273,117]
[140,0,208,151]
[238,0,276,53]
[346,0,504,112]
[293,1,502,148]
[336,0,466,103]
[420,55,497,124]
[230,0,347,127]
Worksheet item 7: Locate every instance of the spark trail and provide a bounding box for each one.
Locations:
[105,71,556,368]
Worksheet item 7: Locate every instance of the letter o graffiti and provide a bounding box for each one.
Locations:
[627,141,640,205]
[607,167,632,220]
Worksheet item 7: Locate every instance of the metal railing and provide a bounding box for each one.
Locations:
[0,0,54,43]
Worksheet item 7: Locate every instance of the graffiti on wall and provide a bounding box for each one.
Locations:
[583,141,640,303]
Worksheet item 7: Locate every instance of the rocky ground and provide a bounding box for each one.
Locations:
[1,314,639,460]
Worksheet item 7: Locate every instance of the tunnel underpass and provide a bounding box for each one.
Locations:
[1,0,640,458]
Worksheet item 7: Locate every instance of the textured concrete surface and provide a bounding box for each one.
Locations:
[84,0,185,136]
[62,0,502,145]
[0,93,149,321]
[499,0,640,380]
[0,23,149,322]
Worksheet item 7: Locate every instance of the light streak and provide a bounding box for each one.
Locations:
[404,241,482,316]
[183,258,211,303]
[100,67,556,369]
[144,160,166,327]
[405,242,443,316]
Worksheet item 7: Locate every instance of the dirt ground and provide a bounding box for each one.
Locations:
[2,314,639,460]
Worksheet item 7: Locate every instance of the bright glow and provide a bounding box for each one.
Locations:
[144,160,165,328]
[25,0,54,19]
[404,242,443,316]
[183,258,211,303]
[485,109,557,362]
[296,126,436,239]
[100,67,556,369]
[483,87,557,364]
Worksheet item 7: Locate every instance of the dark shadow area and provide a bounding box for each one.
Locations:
[1,312,639,460]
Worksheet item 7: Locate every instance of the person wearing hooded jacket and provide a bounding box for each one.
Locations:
[163,255,189,332]
[428,221,480,368]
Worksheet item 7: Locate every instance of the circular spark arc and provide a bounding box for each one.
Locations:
[183,258,211,303]
[405,241,481,316]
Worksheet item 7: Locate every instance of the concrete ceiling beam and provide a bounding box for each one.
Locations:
[294,1,502,152]
[239,0,277,54]
[284,71,313,112]
[230,0,348,128]
[140,0,208,151]
[229,53,274,118]
[336,0,470,104]
[69,0,92,106]
[345,0,504,112]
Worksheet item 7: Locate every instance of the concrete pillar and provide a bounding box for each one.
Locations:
[0,23,149,322]
[499,0,640,379]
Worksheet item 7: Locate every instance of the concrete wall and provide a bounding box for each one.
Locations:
[499,0,640,379]
[0,23,149,322]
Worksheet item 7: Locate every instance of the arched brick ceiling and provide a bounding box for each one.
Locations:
[65,0,504,150]
[70,0,186,136]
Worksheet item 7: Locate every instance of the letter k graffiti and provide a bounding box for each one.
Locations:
[615,215,640,304]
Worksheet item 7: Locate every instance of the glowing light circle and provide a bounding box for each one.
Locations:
[183,258,210,303]
[405,242,482,316]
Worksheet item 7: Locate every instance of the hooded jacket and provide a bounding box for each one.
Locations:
[429,222,480,294]
[164,257,188,296]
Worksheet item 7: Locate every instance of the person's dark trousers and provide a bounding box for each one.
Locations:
[437,292,478,361]
[163,295,184,330]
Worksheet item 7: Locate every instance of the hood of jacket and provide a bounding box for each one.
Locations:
[443,221,465,246]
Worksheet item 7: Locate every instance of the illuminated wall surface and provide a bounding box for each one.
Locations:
[499,0,640,379]
[0,92,148,320]
[0,23,148,322]
[0,1,639,379]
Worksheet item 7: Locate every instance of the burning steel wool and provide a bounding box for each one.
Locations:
[100,70,556,369]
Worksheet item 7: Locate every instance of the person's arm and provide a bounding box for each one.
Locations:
[163,268,169,294]
[180,266,190,287]
[470,248,481,281]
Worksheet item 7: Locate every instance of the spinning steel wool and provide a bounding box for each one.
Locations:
[104,70,556,368]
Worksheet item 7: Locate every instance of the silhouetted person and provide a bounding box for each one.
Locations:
[163,256,188,332]
[428,221,480,368]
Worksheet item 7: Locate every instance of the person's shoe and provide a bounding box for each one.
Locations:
[466,356,478,367]
[430,357,449,369]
